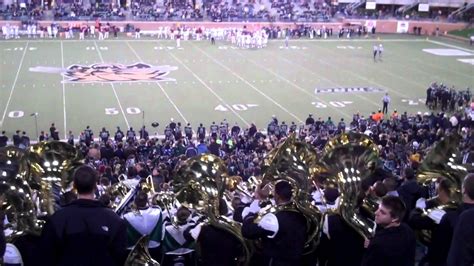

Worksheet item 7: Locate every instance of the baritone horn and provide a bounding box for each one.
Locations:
[320,132,380,239]
[261,134,322,250]
[174,154,250,264]
[0,146,42,240]
[19,141,83,216]
[415,133,468,244]
[124,235,160,266]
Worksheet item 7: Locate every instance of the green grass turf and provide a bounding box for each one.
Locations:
[0,34,472,139]
[449,28,474,38]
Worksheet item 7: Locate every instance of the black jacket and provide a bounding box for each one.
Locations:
[39,199,127,266]
[0,135,7,147]
[447,208,474,266]
[12,134,21,146]
[361,223,416,266]
[242,208,307,266]
[184,224,243,266]
[409,205,458,266]
[319,214,365,266]
[398,180,428,216]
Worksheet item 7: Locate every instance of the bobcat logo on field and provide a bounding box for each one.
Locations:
[30,63,178,83]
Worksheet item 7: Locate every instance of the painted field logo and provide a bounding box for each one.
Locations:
[314,87,385,94]
[30,63,178,83]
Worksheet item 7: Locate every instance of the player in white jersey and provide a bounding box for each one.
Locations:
[176,32,181,48]
[69,24,74,39]
[52,25,58,38]
[13,25,19,39]
[90,25,95,38]
[27,24,32,38]
[98,28,104,40]
[32,24,37,38]
[378,44,384,60]
[2,25,8,39]
[245,35,251,48]
[79,25,86,40]
[373,44,378,62]
[256,35,262,49]
[104,25,109,39]
[230,32,236,45]
[263,32,268,47]
[47,25,52,38]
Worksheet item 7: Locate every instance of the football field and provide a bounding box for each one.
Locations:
[0,34,473,139]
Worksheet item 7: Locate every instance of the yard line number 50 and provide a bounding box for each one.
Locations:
[6,107,142,119]
[105,107,141,115]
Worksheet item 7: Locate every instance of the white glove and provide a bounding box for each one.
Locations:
[416,198,427,210]
[428,209,446,224]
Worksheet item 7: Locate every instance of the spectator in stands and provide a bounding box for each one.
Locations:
[40,166,127,265]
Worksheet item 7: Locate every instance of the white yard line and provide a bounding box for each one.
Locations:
[426,39,474,53]
[232,50,354,119]
[191,42,304,123]
[60,41,67,139]
[125,41,189,124]
[280,49,388,106]
[308,44,412,98]
[93,41,130,129]
[0,42,29,128]
[165,49,251,127]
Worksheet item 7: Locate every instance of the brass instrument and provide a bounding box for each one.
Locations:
[417,133,467,208]
[415,133,468,244]
[0,147,41,240]
[174,154,250,264]
[124,235,160,266]
[260,134,322,250]
[114,182,140,216]
[320,132,380,239]
[114,175,158,216]
[19,141,83,216]
[224,175,262,210]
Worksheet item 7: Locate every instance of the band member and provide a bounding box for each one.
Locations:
[242,180,307,266]
[184,199,244,266]
[123,191,164,261]
[361,196,416,266]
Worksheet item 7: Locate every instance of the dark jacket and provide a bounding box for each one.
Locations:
[12,133,21,147]
[39,199,127,266]
[447,208,474,266]
[409,205,457,266]
[0,135,8,147]
[184,224,242,266]
[242,207,307,266]
[361,223,416,266]
[398,180,428,216]
[319,214,365,266]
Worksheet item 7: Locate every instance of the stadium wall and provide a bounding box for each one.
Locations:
[0,19,467,35]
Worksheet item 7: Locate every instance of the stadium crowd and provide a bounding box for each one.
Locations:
[0,103,473,265]
[0,0,470,22]
[0,79,472,266]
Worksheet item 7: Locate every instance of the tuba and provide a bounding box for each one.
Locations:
[174,154,250,265]
[224,175,261,211]
[320,132,380,239]
[19,141,83,216]
[260,134,323,250]
[415,133,469,244]
[0,146,41,240]
[417,133,468,207]
[124,235,160,266]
